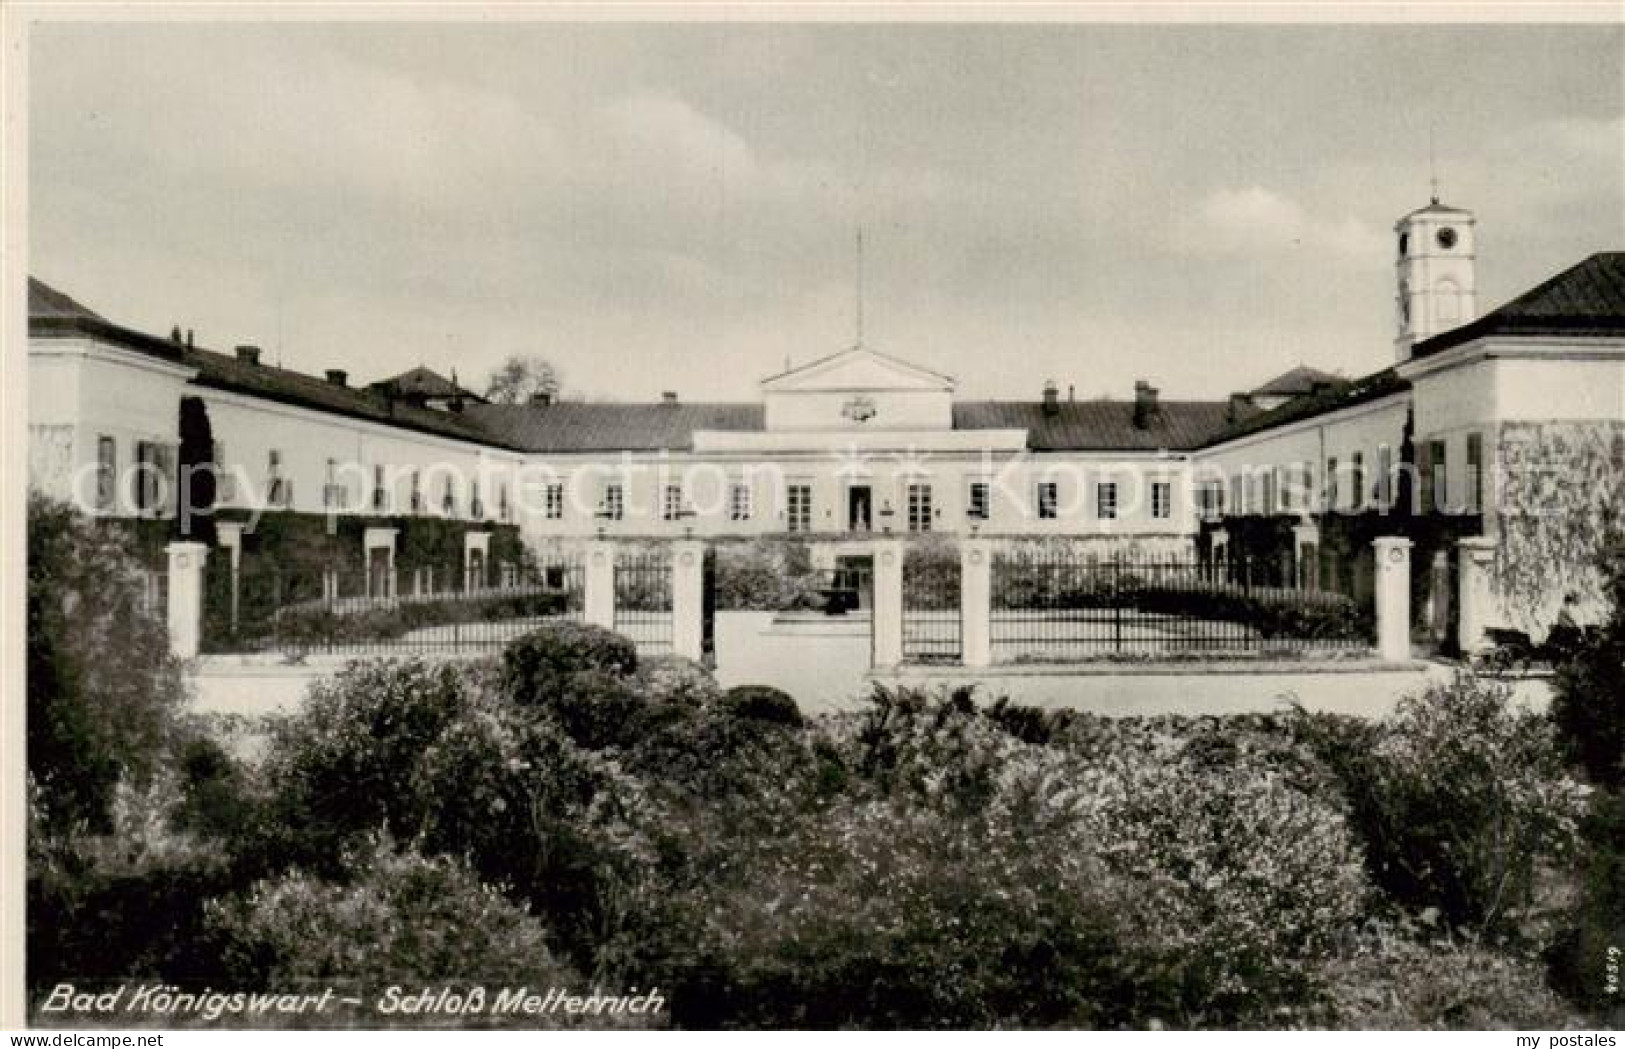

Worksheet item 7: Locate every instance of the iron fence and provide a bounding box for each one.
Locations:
[202,557,585,655]
[903,547,962,663]
[990,552,1373,662]
[614,553,673,654]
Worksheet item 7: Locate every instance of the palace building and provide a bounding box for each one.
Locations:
[26,198,1625,631]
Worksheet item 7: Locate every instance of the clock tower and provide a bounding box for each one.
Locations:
[1394,198,1477,361]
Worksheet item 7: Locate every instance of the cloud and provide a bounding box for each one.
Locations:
[1192,186,1386,262]
[596,92,762,190]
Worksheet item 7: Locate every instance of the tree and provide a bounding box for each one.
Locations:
[27,492,188,834]
[484,355,562,405]
[176,395,217,544]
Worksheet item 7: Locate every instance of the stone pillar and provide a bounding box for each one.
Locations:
[584,540,616,631]
[165,541,209,659]
[216,522,244,635]
[961,538,993,668]
[1373,536,1413,663]
[1457,535,1499,656]
[872,538,905,667]
[1292,521,1320,591]
[364,526,399,599]
[671,540,705,662]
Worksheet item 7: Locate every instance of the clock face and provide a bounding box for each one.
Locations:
[1436,227,1458,250]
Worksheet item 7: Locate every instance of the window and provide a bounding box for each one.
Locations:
[907,483,933,533]
[966,480,990,521]
[1466,432,1483,512]
[267,449,290,507]
[1377,446,1394,508]
[323,458,348,510]
[205,441,234,506]
[602,483,624,521]
[1350,452,1366,512]
[786,483,812,533]
[1196,480,1223,519]
[1423,440,1446,513]
[134,441,173,515]
[1325,456,1339,512]
[1152,481,1172,520]
[443,477,457,516]
[729,482,753,522]
[1261,470,1278,514]
[96,436,116,511]
[1037,482,1059,520]
[662,483,684,522]
[543,483,564,520]
[498,482,510,522]
[471,481,484,519]
[409,469,422,513]
[1229,475,1245,516]
[1096,481,1118,520]
[373,465,388,511]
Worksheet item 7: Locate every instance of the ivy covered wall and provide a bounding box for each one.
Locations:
[1494,420,1625,630]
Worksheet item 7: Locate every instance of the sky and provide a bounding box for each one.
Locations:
[27,19,1625,403]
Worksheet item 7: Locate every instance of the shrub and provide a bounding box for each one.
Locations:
[664,793,1136,1029]
[1550,540,1625,789]
[410,702,668,967]
[1316,928,1589,1029]
[713,538,822,611]
[1306,673,1588,933]
[717,685,802,727]
[206,837,581,995]
[260,659,474,868]
[499,622,637,709]
[27,492,189,833]
[264,590,572,650]
[630,655,722,708]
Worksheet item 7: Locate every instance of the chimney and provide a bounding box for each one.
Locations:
[325,369,348,387]
[1227,392,1255,424]
[529,391,554,406]
[1133,380,1160,430]
[186,328,194,348]
[235,345,262,365]
[1042,379,1059,417]
[662,391,679,406]
[1067,384,1075,402]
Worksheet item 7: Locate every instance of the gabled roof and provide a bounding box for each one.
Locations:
[1252,365,1344,398]
[465,401,766,453]
[29,277,106,322]
[28,277,517,450]
[759,344,956,391]
[368,365,486,403]
[182,346,508,448]
[1412,251,1625,358]
[1205,367,1411,447]
[954,400,1236,452]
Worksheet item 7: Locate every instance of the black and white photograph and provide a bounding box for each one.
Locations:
[3,4,1624,1036]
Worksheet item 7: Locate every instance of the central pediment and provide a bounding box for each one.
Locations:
[760,345,956,393]
[761,346,956,432]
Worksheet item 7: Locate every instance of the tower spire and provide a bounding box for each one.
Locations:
[854,226,865,347]
[1428,126,1439,205]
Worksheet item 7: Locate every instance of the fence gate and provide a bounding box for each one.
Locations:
[988,552,1373,662]
[614,552,674,655]
[902,548,962,663]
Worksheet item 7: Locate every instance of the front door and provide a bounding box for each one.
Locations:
[848,485,873,532]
